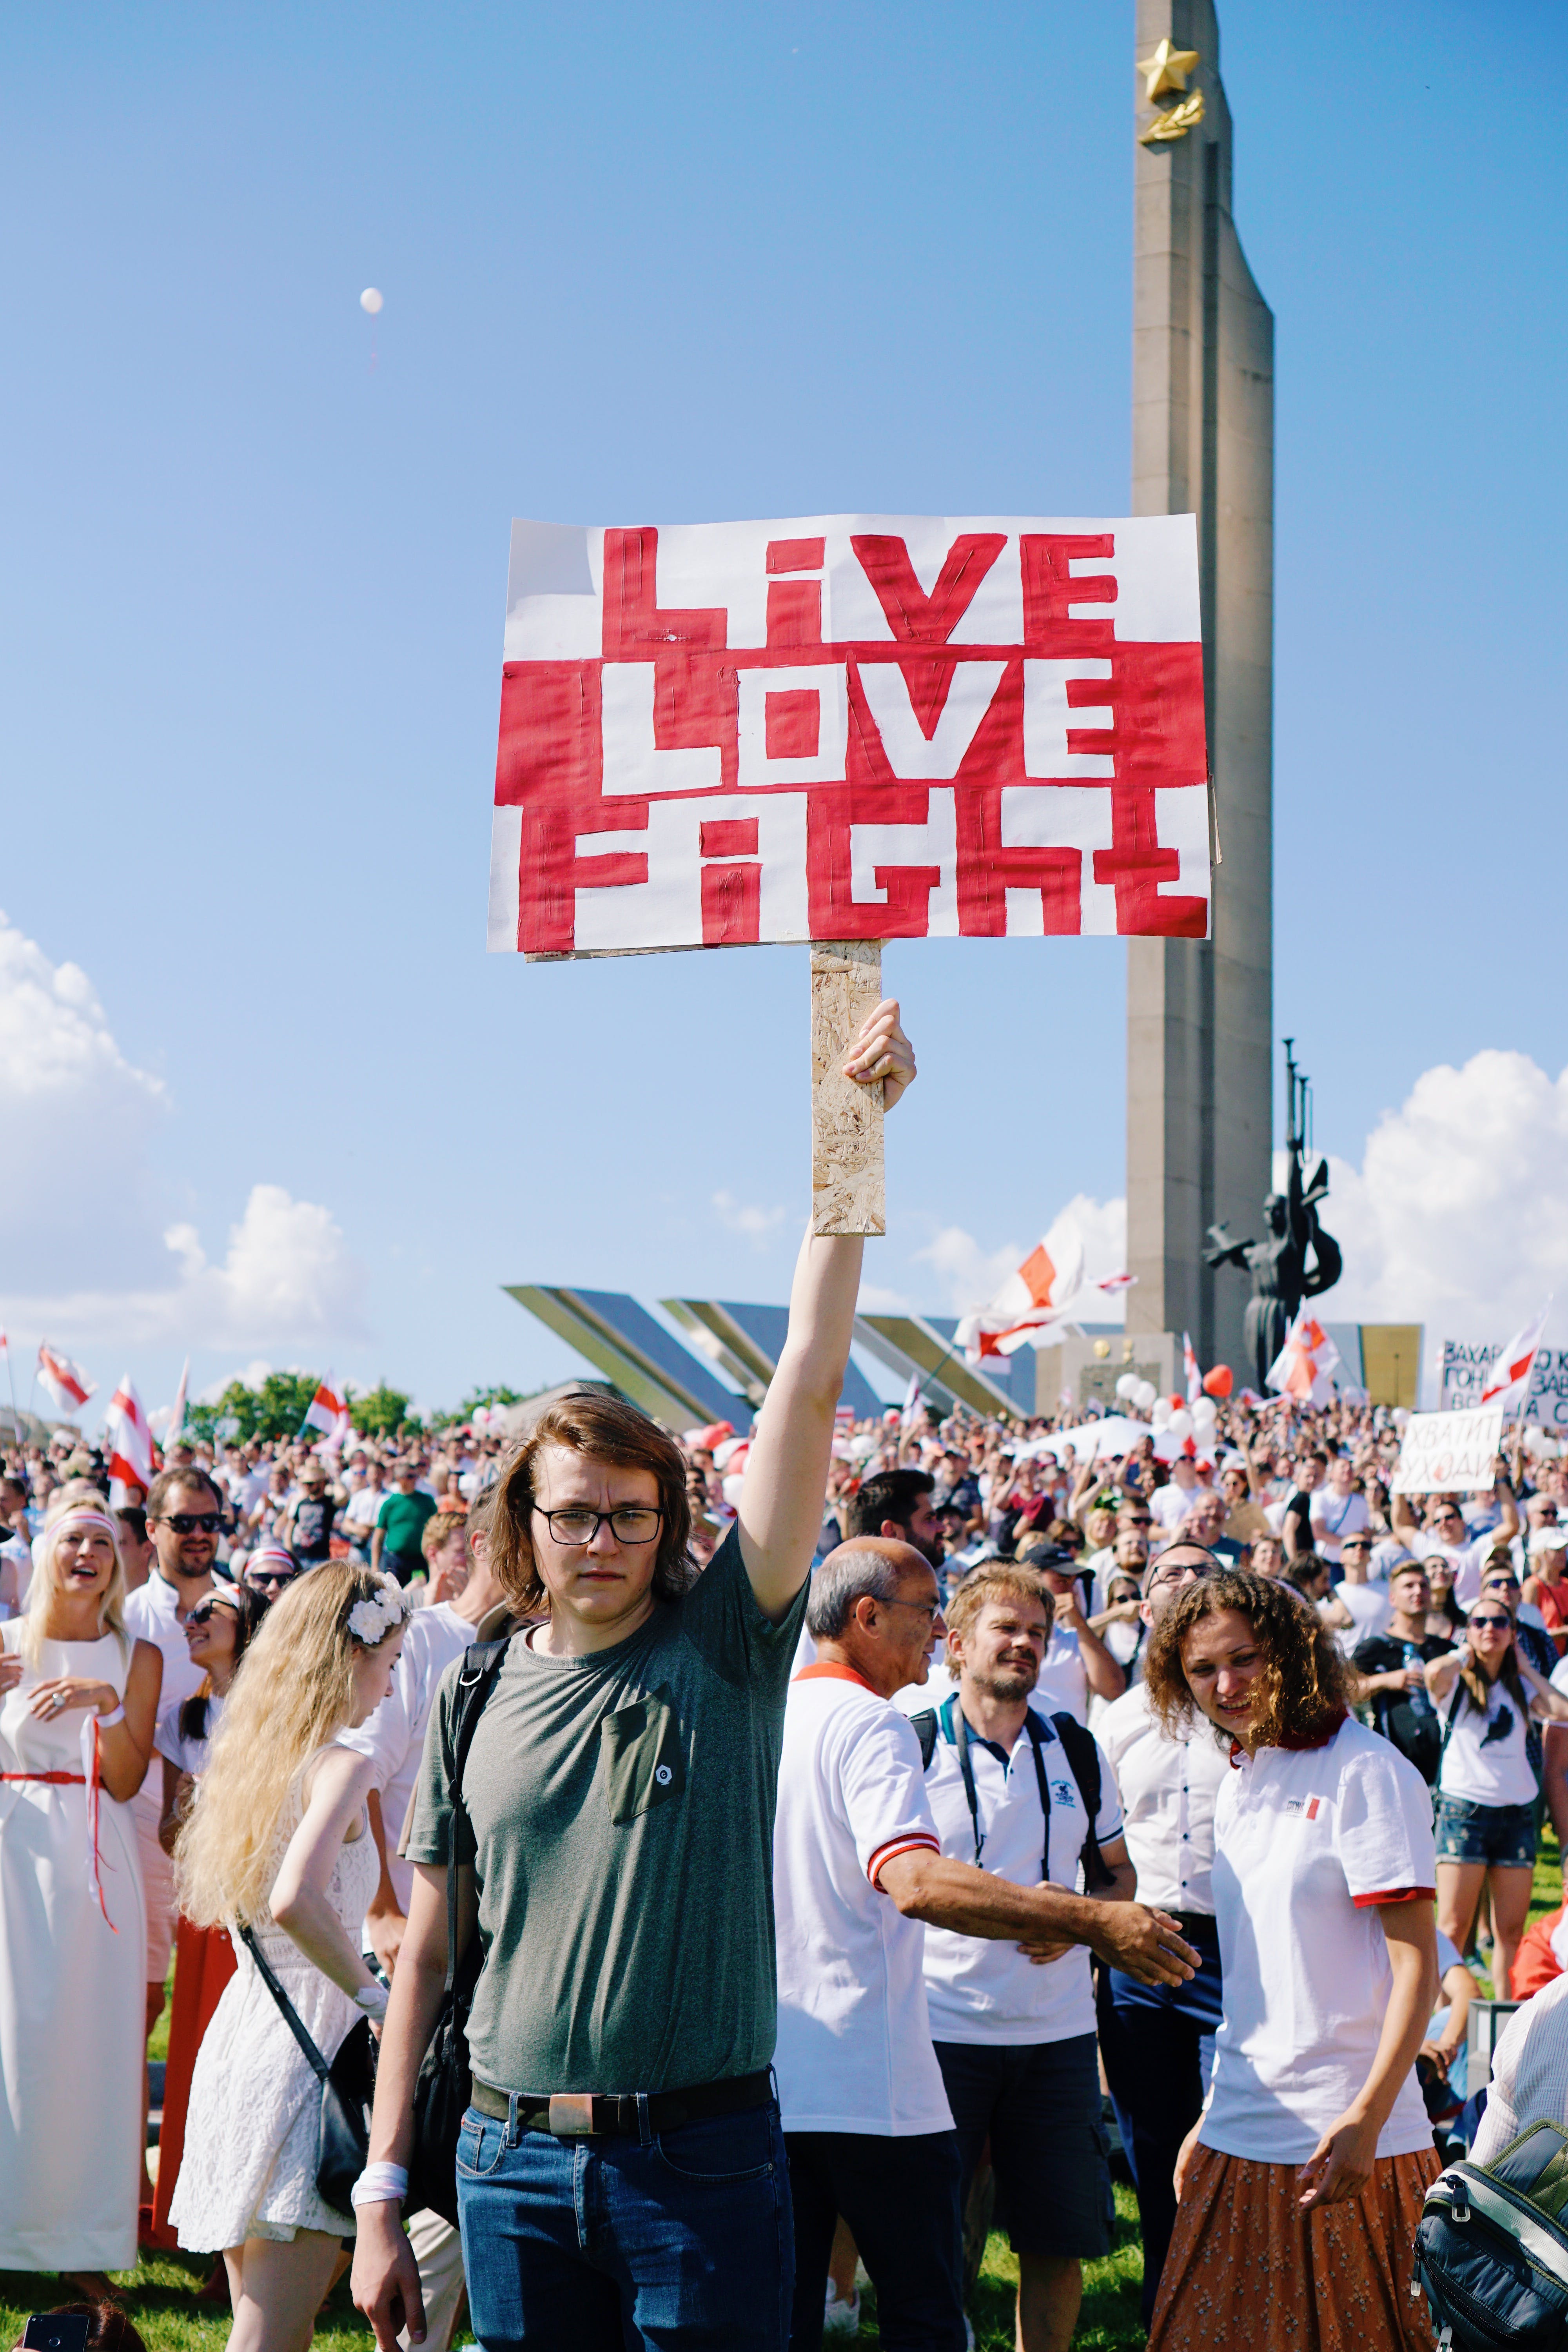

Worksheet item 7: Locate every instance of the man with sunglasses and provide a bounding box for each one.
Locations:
[123,1466,225,2200]
[1095,1544,1230,2328]
[1393,1478,1519,1608]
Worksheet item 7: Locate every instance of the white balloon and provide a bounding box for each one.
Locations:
[360,287,384,315]
[1114,1372,1139,1401]
[1133,1380,1158,1412]
[1151,1398,1172,1430]
[1169,1408,1194,1443]
[1192,1397,1219,1428]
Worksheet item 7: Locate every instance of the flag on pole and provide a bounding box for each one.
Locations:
[36,1344,95,1414]
[301,1373,348,1441]
[1265,1312,1341,1406]
[1183,1332,1202,1404]
[956,1217,1087,1362]
[1096,1272,1137,1294]
[899,1372,923,1430]
[165,1356,190,1450]
[105,1375,160,1495]
[1480,1302,1552,1415]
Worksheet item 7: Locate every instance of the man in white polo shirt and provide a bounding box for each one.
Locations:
[1095,1541,1229,2328]
[773,1538,1200,2352]
[915,1563,1132,2352]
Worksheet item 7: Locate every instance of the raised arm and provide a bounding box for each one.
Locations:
[737,999,915,1620]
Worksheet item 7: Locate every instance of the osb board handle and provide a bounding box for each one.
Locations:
[811,941,884,1237]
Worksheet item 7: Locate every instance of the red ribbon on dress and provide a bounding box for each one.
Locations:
[0,1717,118,1931]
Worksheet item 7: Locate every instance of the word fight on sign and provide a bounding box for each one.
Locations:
[487,514,1210,957]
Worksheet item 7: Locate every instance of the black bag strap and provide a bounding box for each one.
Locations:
[440,1631,514,1994]
[238,1924,331,2084]
[1050,1711,1115,1891]
[911,1708,939,1770]
[926,1693,1112,1891]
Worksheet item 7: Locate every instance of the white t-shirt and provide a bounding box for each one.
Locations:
[1310,1489,1370,1565]
[154,1688,225,1779]
[1420,1535,1490,1609]
[1150,1479,1203,1534]
[1035,1628,1089,1724]
[773,1665,953,2137]
[1201,1713,1436,2164]
[1329,1581,1390,1657]
[338,1601,474,1910]
[920,1696,1122,2046]
[342,1485,385,1543]
[123,1571,207,1713]
[1437,1675,1538,1808]
[1096,1680,1230,1916]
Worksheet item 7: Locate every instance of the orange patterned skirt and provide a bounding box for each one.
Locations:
[1147,2141,1441,2351]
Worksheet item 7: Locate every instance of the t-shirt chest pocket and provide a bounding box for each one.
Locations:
[599,1685,687,1826]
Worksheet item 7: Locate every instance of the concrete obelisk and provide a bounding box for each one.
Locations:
[1125,0,1274,1372]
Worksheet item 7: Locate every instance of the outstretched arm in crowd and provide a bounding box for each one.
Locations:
[353,1861,474,2348]
[737,998,915,1621]
[875,1844,1194,1988]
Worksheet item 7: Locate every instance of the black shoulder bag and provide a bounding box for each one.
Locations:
[405,1629,513,2227]
[238,1926,376,2215]
[911,1700,1115,1889]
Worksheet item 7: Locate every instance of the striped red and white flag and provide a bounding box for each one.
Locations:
[37,1344,95,1414]
[1480,1303,1552,1413]
[302,1374,349,1441]
[956,1218,1087,1363]
[105,1374,160,1494]
[1183,1332,1202,1404]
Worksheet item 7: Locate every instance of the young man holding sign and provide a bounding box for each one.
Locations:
[353,1004,915,2352]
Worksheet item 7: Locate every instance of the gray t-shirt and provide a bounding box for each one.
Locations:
[407,1525,808,2097]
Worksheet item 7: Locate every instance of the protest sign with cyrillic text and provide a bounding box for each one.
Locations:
[1390,1406,1504,1495]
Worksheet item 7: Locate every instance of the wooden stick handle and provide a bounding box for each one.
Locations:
[811,941,885,1237]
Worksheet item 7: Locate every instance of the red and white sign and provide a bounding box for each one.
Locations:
[488,514,1209,956]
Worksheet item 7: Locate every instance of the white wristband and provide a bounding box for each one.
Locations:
[350,2161,408,2209]
[96,1703,126,1729]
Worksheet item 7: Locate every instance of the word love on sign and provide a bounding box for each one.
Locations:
[486,513,1210,958]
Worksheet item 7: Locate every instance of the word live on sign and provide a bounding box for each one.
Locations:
[486,514,1211,958]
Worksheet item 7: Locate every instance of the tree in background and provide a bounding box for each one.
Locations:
[187,1370,321,1444]
[345,1382,417,1437]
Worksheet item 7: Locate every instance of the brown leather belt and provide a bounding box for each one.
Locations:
[470,2068,772,2138]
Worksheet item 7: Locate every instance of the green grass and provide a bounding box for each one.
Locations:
[32,1845,1563,2352]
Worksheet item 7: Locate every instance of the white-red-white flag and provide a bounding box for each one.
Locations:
[1265,1312,1341,1406]
[165,1356,190,1449]
[1480,1302,1552,1414]
[1095,1272,1136,1294]
[1183,1332,1201,1404]
[302,1373,348,1441]
[37,1344,95,1414]
[899,1372,923,1429]
[956,1216,1086,1362]
[105,1375,160,1493]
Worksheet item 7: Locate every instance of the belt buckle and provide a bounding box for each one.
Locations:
[548,2093,597,2136]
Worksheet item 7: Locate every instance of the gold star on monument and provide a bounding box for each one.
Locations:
[1136,36,1201,102]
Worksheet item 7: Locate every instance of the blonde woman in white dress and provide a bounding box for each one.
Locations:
[0,1504,162,2286]
[171,1564,408,2352]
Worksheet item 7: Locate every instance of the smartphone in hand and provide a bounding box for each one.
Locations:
[23,2318,91,2352]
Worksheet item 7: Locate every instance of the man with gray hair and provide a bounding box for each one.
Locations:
[772,1536,1200,2351]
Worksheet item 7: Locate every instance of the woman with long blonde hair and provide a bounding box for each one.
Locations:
[170,1564,408,2352]
[0,1505,162,2288]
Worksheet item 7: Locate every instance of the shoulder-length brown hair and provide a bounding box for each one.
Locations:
[488,1391,697,1616]
[1144,1566,1353,1752]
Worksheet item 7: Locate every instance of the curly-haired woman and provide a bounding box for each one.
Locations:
[170,1565,407,2352]
[1142,1567,1440,2352]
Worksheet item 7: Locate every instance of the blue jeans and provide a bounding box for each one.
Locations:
[455,2100,792,2350]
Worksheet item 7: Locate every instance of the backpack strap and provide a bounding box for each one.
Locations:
[1048,1711,1116,1891]
[910,1709,940,1771]
[439,1628,516,1991]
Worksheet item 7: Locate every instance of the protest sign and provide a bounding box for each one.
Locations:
[1440,1341,1568,1434]
[1390,1406,1504,1495]
[487,513,1209,958]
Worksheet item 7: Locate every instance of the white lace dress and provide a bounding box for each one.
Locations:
[169,1754,379,2249]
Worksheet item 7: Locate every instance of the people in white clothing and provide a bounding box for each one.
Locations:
[773,1537,1198,2352]
[1143,1566,1439,2352]
[1470,1972,1568,2165]
[0,1506,162,2289]
[1392,1485,1520,1609]
[1308,1456,1370,1567]
[1095,1543,1230,2327]
[171,1564,409,2348]
[918,1563,1134,2352]
[154,1581,270,1849]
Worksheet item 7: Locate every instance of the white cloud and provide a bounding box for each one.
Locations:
[711,1189,789,1246]
[0,912,366,1354]
[1326,1051,1568,1347]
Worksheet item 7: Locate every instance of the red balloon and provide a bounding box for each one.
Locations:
[1168,1394,1185,1414]
[1203,1365,1234,1399]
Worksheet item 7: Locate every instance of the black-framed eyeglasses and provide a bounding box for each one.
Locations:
[161,1511,221,1535]
[531,1504,664,1546]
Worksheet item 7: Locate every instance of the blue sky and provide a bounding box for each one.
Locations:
[1,2,1563,1424]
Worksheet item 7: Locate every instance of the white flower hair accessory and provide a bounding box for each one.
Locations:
[347,1581,408,1647]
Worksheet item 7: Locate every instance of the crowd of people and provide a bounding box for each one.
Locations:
[3,1017,1568,2349]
